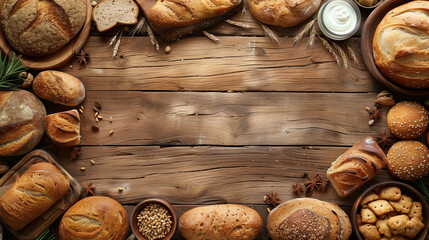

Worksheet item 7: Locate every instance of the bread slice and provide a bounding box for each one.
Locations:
[93,0,139,32]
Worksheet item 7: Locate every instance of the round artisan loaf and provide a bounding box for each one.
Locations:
[179,204,263,240]
[0,0,87,56]
[0,90,46,156]
[59,196,128,240]
[249,0,321,27]
[373,1,429,89]
[267,198,352,240]
[387,140,429,181]
[387,101,428,139]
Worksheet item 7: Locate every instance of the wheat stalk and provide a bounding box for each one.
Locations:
[129,18,146,37]
[318,35,342,66]
[307,24,316,49]
[112,39,121,58]
[261,24,280,46]
[203,31,220,44]
[147,26,159,51]
[330,41,349,69]
[346,43,360,66]
[108,31,119,46]
[294,19,316,46]
[225,19,252,29]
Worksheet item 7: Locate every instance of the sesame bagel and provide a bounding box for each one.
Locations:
[386,141,429,181]
[387,101,429,139]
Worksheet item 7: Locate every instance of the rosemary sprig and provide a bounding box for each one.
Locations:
[35,229,57,240]
[0,52,27,90]
[414,178,429,203]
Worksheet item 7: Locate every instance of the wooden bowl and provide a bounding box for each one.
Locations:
[0,0,92,70]
[351,181,429,240]
[361,0,429,96]
[354,0,384,9]
[131,199,178,240]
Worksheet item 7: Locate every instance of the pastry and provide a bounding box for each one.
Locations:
[46,110,81,147]
[387,101,428,139]
[93,0,139,32]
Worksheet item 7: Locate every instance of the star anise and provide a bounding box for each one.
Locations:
[76,50,91,64]
[82,182,95,196]
[315,176,330,192]
[305,176,319,193]
[369,106,383,121]
[71,147,81,160]
[292,183,304,195]
[264,192,280,207]
[377,130,393,148]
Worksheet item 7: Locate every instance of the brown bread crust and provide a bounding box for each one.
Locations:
[46,110,80,147]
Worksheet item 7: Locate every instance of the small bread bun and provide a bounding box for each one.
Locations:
[387,101,428,139]
[387,141,429,181]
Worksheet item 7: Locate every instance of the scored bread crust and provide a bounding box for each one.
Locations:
[0,162,70,231]
[373,1,429,89]
[46,110,81,147]
[248,0,321,27]
[93,0,139,32]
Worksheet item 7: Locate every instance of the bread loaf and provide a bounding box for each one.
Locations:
[93,0,139,32]
[267,198,351,240]
[0,90,46,156]
[1,0,87,56]
[327,137,386,197]
[0,162,70,231]
[249,0,321,27]
[373,1,429,89]
[179,204,262,240]
[138,0,243,41]
[46,110,80,147]
[59,196,128,240]
[33,71,85,107]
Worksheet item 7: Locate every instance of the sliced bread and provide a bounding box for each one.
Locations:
[93,0,139,32]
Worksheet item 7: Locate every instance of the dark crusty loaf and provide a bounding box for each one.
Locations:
[327,137,386,197]
[179,204,263,240]
[0,162,70,231]
[46,110,80,147]
[59,196,128,240]
[0,90,46,156]
[1,0,87,56]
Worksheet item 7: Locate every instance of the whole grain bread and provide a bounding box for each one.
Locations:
[93,0,139,32]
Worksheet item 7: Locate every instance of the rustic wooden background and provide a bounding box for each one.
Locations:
[3,0,429,239]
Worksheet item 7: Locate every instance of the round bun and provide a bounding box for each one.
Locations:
[249,0,321,27]
[387,140,429,181]
[373,1,429,89]
[387,101,428,139]
[267,198,351,240]
[59,196,128,240]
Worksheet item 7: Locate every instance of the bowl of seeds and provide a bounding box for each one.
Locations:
[131,198,177,240]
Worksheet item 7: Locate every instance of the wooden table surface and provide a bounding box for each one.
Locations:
[7,1,429,239]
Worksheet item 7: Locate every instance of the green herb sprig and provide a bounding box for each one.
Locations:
[0,52,27,90]
[414,178,429,203]
[35,228,57,240]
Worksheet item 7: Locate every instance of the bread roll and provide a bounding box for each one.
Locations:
[249,0,321,27]
[373,1,429,89]
[46,110,80,147]
[327,137,386,197]
[0,90,46,156]
[1,0,87,56]
[33,71,85,107]
[0,162,70,231]
[267,198,351,240]
[387,140,429,181]
[387,101,428,139]
[59,196,128,240]
[179,204,262,240]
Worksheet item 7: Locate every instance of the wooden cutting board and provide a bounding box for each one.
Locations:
[135,0,244,41]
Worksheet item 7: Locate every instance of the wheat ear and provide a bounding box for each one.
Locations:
[318,35,342,66]
[225,20,252,29]
[203,31,220,44]
[294,19,316,46]
[147,26,159,51]
[261,24,280,46]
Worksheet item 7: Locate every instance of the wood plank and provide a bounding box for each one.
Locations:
[60,36,380,92]
[75,91,388,146]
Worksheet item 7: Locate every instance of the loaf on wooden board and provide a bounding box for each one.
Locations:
[0,162,70,230]
[179,204,263,240]
[46,110,81,147]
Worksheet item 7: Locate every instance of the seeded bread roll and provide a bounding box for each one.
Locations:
[387,140,429,181]
[179,204,262,240]
[46,110,80,147]
[387,101,428,139]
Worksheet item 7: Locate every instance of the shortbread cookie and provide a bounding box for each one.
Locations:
[368,200,394,216]
[390,195,412,214]
[387,215,409,235]
[379,186,401,201]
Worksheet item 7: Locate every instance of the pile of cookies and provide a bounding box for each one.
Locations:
[357,186,424,240]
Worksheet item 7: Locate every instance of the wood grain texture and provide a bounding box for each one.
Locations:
[77,91,388,146]
[59,36,380,92]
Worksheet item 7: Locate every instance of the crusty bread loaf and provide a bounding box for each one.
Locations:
[46,110,80,147]
[33,71,85,107]
[0,90,46,156]
[373,1,429,89]
[59,196,128,240]
[93,0,139,32]
[249,0,321,27]
[327,137,386,197]
[1,0,87,56]
[387,141,429,181]
[267,198,351,240]
[0,162,70,231]
[179,204,262,240]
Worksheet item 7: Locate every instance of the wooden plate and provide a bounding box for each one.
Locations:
[0,0,92,70]
[361,0,429,96]
[0,149,81,240]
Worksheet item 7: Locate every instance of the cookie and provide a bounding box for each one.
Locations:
[379,186,401,201]
[356,213,363,226]
[408,201,423,220]
[404,216,425,239]
[376,219,392,238]
[361,192,380,206]
[387,214,409,235]
[361,208,377,224]
[368,200,394,216]
[358,224,381,240]
[390,195,413,214]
